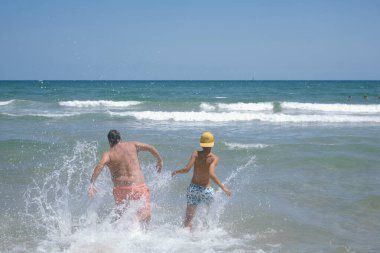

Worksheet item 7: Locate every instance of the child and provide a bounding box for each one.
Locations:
[172,131,231,230]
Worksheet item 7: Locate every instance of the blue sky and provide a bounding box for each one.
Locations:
[1,0,379,80]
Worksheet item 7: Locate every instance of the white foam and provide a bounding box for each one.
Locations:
[281,102,380,113]
[58,224,258,253]
[200,102,216,111]
[199,102,273,112]
[217,102,273,111]
[224,142,270,150]
[59,100,142,108]
[0,99,15,106]
[201,101,380,114]
[109,111,380,123]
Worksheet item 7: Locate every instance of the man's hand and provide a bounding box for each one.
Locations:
[156,160,163,173]
[88,183,97,198]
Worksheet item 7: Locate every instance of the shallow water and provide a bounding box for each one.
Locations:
[1,80,380,252]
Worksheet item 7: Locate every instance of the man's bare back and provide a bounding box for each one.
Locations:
[88,130,163,198]
[107,141,153,186]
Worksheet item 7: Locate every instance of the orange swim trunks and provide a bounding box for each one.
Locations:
[112,183,151,219]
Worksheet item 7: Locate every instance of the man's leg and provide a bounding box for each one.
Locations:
[137,207,151,223]
[184,204,197,230]
[136,187,152,229]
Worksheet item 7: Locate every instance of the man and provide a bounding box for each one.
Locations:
[171,131,231,230]
[88,130,163,223]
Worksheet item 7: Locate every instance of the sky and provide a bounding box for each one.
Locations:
[0,0,380,80]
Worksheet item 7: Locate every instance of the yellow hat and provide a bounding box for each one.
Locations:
[200,131,214,147]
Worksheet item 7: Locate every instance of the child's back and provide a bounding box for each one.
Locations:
[191,151,218,188]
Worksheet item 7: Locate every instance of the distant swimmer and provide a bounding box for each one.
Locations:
[88,130,163,223]
[347,95,352,100]
[364,95,368,100]
[172,131,231,230]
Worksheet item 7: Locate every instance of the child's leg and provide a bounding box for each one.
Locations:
[184,204,197,230]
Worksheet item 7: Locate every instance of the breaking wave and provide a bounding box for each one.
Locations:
[200,102,380,114]
[281,102,380,113]
[59,100,142,108]
[109,111,380,123]
[0,100,15,106]
[200,102,273,112]
[2,100,380,123]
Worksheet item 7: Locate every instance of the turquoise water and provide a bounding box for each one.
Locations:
[1,80,380,253]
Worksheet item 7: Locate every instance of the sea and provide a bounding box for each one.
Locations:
[1,80,380,253]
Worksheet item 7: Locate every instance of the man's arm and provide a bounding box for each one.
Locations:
[209,156,232,196]
[172,151,197,176]
[88,152,110,198]
[136,142,163,172]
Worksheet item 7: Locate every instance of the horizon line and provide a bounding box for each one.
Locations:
[1,79,380,82]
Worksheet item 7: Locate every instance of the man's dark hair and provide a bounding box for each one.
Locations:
[107,130,121,146]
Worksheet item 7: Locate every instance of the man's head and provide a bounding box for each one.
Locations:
[108,129,121,147]
[200,131,214,149]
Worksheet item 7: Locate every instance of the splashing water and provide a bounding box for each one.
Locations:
[208,156,257,228]
[22,143,264,253]
[24,142,101,238]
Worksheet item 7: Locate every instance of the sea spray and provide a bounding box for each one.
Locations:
[224,142,270,150]
[24,141,103,241]
[22,146,262,252]
[208,156,257,228]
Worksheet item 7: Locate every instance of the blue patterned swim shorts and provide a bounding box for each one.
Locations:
[186,183,215,205]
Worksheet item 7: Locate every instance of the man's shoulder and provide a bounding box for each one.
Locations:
[122,141,139,147]
[101,150,111,161]
[126,141,152,151]
[111,141,136,151]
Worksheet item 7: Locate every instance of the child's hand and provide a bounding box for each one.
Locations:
[171,171,177,177]
[222,186,232,197]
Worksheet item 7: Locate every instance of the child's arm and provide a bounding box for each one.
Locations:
[172,151,197,177]
[209,157,232,196]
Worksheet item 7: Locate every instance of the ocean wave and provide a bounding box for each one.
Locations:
[1,112,83,118]
[59,100,142,108]
[200,101,380,114]
[218,102,273,111]
[281,102,380,113]
[0,100,15,106]
[200,103,216,111]
[224,142,270,149]
[200,102,273,112]
[109,111,380,123]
